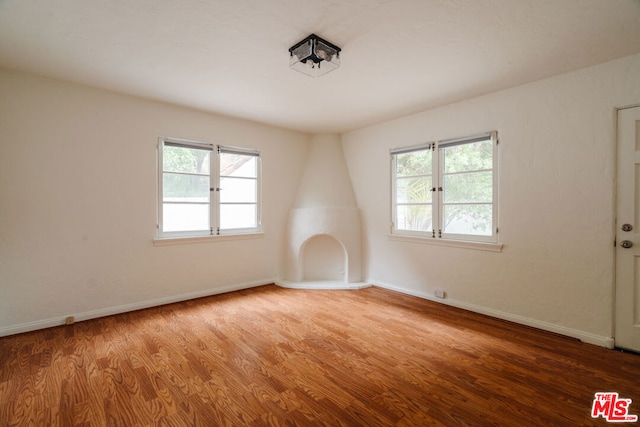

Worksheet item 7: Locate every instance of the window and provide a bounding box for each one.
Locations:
[158,137,261,238]
[391,131,498,243]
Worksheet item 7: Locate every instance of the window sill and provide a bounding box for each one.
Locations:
[388,234,503,252]
[153,232,265,247]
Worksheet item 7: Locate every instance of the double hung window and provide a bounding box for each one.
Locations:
[158,137,260,238]
[391,131,498,243]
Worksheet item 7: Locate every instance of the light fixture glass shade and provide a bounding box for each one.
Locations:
[289,34,341,77]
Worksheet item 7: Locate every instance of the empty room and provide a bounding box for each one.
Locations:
[1,0,640,425]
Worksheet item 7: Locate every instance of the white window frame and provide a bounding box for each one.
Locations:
[391,131,498,244]
[157,137,261,239]
[217,144,262,235]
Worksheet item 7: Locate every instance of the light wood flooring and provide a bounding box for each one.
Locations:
[1,284,639,426]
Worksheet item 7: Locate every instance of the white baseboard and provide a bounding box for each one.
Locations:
[373,281,615,349]
[275,280,371,290]
[2,278,615,350]
[0,278,277,338]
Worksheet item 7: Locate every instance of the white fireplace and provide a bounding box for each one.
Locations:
[277,134,368,290]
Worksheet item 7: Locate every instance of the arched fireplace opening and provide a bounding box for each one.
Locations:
[300,234,347,282]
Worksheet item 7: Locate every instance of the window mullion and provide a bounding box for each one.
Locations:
[434,144,442,238]
[157,140,164,234]
[256,156,262,230]
[492,131,499,237]
[390,155,397,232]
[211,147,220,235]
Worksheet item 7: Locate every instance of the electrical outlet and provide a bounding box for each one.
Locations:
[65,316,75,325]
[434,289,446,299]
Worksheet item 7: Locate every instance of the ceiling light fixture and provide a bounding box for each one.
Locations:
[289,34,341,78]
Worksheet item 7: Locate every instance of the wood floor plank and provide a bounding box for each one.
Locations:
[1,284,639,426]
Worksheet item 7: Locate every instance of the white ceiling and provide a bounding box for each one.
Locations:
[1,0,639,134]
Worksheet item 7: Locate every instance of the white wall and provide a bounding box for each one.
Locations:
[3,53,640,346]
[292,134,358,209]
[0,69,308,335]
[342,53,640,347]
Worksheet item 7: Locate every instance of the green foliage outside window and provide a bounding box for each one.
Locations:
[394,137,495,237]
[163,146,210,201]
[441,140,493,235]
[395,150,433,231]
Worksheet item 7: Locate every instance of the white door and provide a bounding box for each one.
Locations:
[616,105,640,352]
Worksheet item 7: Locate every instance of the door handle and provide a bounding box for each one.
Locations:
[622,224,633,232]
[621,240,633,249]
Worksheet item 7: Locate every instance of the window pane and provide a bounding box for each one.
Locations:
[220,204,257,229]
[443,204,492,235]
[396,205,432,232]
[396,176,432,204]
[163,173,210,201]
[163,146,210,174]
[443,171,492,203]
[221,153,257,178]
[396,150,431,177]
[163,203,209,232]
[442,140,492,173]
[220,177,257,203]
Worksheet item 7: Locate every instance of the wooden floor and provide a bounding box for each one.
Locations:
[1,285,639,426]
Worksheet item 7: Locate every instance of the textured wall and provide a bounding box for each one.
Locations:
[0,69,308,335]
[342,53,640,346]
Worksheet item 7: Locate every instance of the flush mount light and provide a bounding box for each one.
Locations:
[289,34,341,77]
